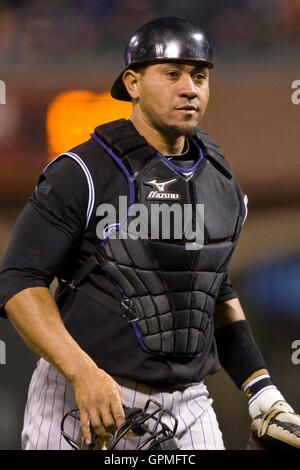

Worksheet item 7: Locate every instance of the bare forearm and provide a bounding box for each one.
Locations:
[5,286,126,443]
[4,286,97,383]
[214,297,246,329]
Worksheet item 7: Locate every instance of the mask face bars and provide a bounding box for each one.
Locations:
[106,399,179,450]
[60,398,179,450]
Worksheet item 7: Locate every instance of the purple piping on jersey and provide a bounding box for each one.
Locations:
[43,151,95,230]
[157,139,204,174]
[90,133,135,244]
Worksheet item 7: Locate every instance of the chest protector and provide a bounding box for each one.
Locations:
[61,119,247,359]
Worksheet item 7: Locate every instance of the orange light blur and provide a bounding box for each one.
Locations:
[46,90,132,160]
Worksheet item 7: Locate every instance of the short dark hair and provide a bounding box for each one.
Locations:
[128,63,147,75]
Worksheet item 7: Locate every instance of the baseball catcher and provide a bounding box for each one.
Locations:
[0,16,298,450]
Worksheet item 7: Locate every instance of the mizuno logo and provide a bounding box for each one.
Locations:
[144,177,180,200]
[144,177,178,192]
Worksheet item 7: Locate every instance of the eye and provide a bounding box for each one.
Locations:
[194,73,206,82]
[166,70,180,79]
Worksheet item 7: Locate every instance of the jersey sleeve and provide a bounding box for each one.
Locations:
[0,156,90,318]
[216,272,238,304]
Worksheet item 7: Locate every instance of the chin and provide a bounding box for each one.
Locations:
[164,123,199,138]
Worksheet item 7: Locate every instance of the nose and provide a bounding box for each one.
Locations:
[178,73,197,100]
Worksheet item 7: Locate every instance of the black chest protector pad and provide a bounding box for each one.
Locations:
[59,119,246,360]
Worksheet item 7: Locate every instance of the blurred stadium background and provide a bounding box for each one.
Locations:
[0,0,299,450]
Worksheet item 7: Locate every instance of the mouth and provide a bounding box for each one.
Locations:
[175,105,199,115]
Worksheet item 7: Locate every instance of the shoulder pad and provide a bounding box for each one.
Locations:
[92,119,157,174]
[94,119,149,158]
[67,134,100,156]
[195,128,233,180]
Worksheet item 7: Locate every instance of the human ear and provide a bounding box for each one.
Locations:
[122,69,142,100]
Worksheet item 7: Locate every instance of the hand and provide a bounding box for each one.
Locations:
[71,366,126,445]
[248,388,293,420]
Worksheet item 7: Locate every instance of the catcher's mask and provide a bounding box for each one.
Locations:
[61,398,179,450]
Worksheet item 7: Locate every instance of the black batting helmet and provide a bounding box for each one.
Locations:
[111,16,213,102]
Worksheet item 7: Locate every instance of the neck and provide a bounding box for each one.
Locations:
[130,111,185,156]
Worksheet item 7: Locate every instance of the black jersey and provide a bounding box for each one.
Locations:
[0,125,242,389]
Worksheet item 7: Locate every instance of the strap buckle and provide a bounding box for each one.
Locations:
[120,298,139,322]
[59,278,77,291]
[95,244,108,265]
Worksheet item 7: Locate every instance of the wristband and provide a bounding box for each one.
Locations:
[214,320,268,389]
[243,374,275,405]
[243,374,288,419]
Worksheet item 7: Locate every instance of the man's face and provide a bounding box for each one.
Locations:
[132,62,210,137]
